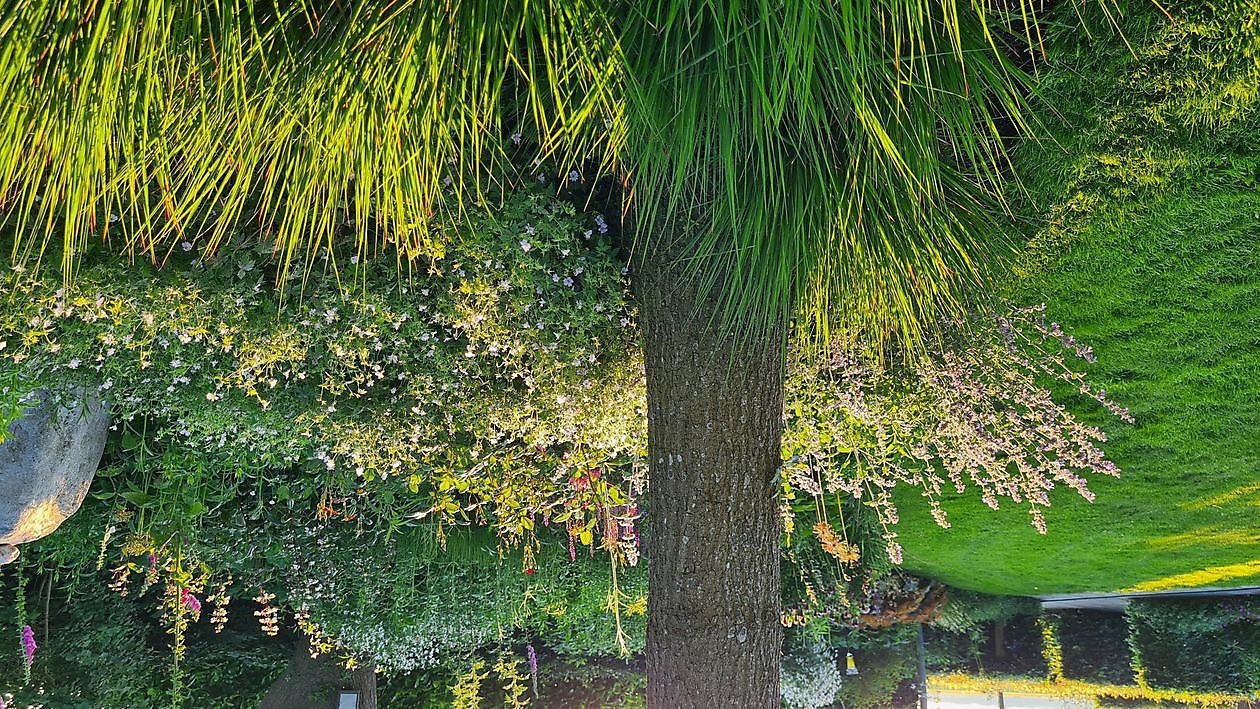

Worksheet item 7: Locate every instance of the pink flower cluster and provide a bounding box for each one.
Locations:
[787,305,1131,556]
[181,588,202,615]
[20,625,36,667]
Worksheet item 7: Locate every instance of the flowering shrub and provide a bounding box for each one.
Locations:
[1,190,644,548]
[783,305,1132,561]
[780,631,845,709]
[0,187,1130,684]
[1039,614,1066,683]
[0,563,286,707]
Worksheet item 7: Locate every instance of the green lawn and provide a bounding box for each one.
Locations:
[895,0,1260,596]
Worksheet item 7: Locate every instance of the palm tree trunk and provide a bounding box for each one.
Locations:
[351,665,377,709]
[636,240,784,707]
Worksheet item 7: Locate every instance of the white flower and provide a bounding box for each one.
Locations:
[519,240,532,252]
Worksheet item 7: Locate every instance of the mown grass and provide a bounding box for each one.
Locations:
[895,0,1260,595]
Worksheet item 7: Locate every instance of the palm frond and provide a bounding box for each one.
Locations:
[0,0,622,285]
[0,0,1120,353]
[622,0,1092,352]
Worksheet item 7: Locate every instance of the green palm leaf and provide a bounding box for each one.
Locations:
[0,0,622,283]
[0,0,1117,348]
[623,1,1056,350]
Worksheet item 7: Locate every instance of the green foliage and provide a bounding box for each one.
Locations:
[932,590,1039,636]
[2,190,642,547]
[623,0,1056,343]
[4,176,1132,653]
[25,487,646,682]
[0,0,1119,355]
[0,566,287,708]
[525,547,647,658]
[0,0,622,281]
[1016,0,1260,262]
[1125,598,1260,693]
[1039,614,1065,682]
[281,525,644,674]
[896,0,1260,595]
[836,645,916,709]
[1056,610,1133,685]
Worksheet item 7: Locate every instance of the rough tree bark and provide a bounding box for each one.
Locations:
[351,664,377,709]
[636,233,785,707]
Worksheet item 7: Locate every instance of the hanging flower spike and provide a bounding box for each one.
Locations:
[526,644,539,698]
[20,625,36,667]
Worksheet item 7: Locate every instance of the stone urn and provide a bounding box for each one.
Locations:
[0,389,110,564]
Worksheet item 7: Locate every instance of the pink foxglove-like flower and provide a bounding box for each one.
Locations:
[181,588,202,615]
[527,644,539,698]
[20,625,36,667]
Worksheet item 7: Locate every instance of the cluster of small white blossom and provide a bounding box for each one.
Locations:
[780,633,845,709]
[0,192,646,542]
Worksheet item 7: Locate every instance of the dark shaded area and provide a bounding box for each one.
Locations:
[259,637,354,709]
[0,567,289,707]
[925,590,1045,677]
[1056,610,1133,684]
[1128,598,1260,694]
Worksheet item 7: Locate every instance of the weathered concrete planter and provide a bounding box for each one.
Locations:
[0,389,110,564]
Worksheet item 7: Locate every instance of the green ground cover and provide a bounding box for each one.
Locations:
[897,0,1260,595]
